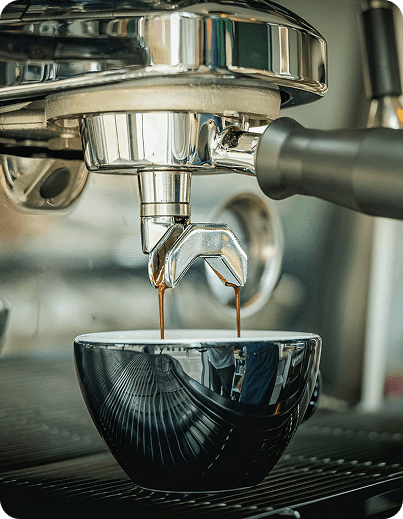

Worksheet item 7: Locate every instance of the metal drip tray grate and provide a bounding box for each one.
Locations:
[0,356,106,472]
[1,356,403,518]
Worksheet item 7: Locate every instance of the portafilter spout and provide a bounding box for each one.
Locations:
[138,169,247,289]
[149,223,247,289]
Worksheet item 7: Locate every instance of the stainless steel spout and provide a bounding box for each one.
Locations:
[138,170,191,254]
[79,110,256,287]
[149,223,247,288]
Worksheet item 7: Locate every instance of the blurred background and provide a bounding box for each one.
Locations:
[0,0,402,414]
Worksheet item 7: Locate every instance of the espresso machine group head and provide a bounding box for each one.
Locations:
[1,0,402,295]
[0,0,328,290]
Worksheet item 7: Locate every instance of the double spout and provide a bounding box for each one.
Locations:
[78,111,268,291]
[137,169,247,289]
[149,222,247,289]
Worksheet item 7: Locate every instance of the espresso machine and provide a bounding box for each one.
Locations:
[1,0,403,516]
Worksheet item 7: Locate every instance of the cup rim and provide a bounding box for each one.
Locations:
[74,329,320,346]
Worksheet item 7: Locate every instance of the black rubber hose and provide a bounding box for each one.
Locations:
[255,117,403,220]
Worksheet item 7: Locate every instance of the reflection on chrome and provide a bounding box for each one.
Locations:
[0,1,327,107]
[74,330,321,492]
[79,110,272,175]
[1,156,89,212]
[155,223,248,288]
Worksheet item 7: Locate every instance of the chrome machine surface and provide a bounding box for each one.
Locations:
[0,0,327,104]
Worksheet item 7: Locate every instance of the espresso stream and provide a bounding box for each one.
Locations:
[156,270,241,339]
[154,267,167,339]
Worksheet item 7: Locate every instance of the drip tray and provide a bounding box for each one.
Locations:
[1,356,403,518]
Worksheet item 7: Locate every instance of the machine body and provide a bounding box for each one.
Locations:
[0,0,402,293]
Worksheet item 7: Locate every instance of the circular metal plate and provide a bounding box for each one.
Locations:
[0,0,327,108]
[205,192,284,317]
[46,78,281,121]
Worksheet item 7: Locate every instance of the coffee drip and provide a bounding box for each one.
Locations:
[155,267,241,339]
[233,285,241,338]
[208,266,242,338]
[153,266,167,339]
